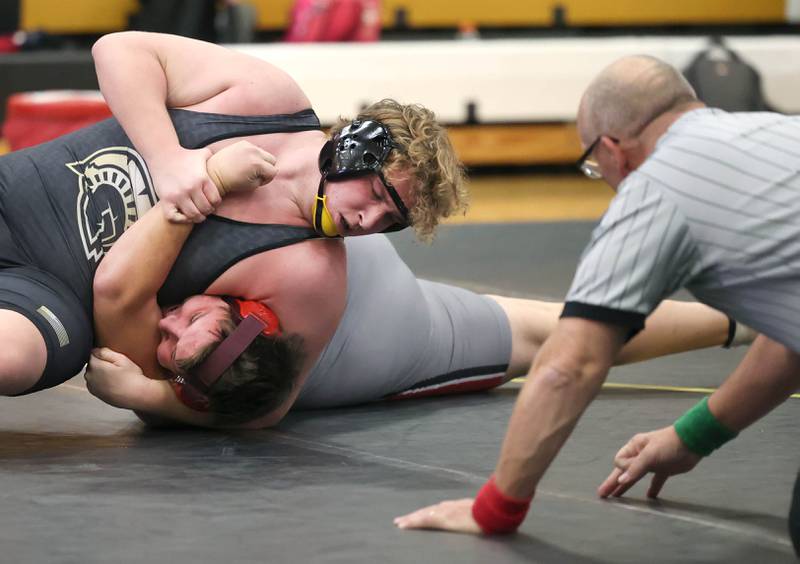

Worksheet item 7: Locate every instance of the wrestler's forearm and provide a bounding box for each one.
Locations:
[94,201,193,309]
[133,378,285,430]
[93,202,192,380]
[495,318,623,498]
[616,301,730,364]
[131,379,216,428]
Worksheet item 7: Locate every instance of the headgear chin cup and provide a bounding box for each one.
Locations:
[314,120,410,236]
[311,193,340,237]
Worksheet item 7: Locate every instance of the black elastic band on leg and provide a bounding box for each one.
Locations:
[722,316,737,349]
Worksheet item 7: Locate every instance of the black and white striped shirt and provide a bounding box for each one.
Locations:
[564,108,800,352]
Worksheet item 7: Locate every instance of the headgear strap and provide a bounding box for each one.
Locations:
[192,315,268,390]
[190,298,280,392]
[312,168,341,237]
[169,374,211,412]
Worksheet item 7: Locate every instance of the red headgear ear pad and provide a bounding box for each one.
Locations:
[232,299,281,336]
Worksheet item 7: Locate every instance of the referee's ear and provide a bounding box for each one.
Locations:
[598,136,631,190]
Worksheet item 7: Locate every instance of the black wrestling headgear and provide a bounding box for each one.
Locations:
[313,119,409,236]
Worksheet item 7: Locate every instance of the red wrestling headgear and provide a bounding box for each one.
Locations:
[169,298,281,411]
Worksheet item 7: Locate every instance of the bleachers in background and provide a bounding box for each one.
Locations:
[2,35,799,164]
[238,35,800,163]
[21,0,138,33]
[10,2,800,165]
[447,124,580,166]
[19,0,795,33]
[377,0,787,28]
[238,37,800,117]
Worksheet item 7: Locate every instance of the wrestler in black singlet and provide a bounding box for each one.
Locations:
[0,108,319,393]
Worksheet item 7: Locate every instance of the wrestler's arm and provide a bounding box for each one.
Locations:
[92,31,310,143]
[92,31,309,221]
[90,142,277,427]
[90,200,206,425]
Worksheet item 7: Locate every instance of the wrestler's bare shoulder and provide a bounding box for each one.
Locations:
[207,237,347,392]
[206,237,346,317]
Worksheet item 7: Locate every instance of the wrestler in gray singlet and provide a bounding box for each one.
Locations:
[296,235,512,408]
[161,228,513,409]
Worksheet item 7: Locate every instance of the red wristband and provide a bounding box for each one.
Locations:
[471,475,533,534]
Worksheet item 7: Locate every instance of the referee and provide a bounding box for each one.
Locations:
[394,54,800,552]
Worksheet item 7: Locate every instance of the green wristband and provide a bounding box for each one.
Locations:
[673,397,738,457]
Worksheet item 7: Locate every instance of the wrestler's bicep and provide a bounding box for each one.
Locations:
[150,33,311,114]
[94,32,310,115]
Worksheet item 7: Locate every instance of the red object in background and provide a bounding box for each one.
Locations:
[285,0,380,42]
[0,34,19,53]
[2,91,112,151]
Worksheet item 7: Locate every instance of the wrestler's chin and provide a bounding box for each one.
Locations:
[336,213,350,237]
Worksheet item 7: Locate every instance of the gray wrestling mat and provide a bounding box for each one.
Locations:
[0,221,796,563]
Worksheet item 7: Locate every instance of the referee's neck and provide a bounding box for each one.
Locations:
[638,102,706,160]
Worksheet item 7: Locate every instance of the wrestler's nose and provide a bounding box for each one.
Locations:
[158,315,180,337]
[358,205,384,233]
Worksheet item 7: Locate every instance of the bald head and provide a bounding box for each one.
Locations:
[577,55,698,145]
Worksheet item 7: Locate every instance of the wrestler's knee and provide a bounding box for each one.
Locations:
[486,295,560,377]
[0,310,47,395]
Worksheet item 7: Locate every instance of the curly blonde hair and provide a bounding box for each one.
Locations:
[330,99,469,242]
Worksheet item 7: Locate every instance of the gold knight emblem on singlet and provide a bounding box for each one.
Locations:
[67,147,157,263]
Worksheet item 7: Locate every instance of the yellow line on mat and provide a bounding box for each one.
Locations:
[68,378,800,400]
[509,378,800,399]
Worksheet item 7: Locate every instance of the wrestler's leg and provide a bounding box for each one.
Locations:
[484,295,561,378]
[0,267,93,396]
[616,300,730,364]
[0,309,47,394]
[486,295,733,378]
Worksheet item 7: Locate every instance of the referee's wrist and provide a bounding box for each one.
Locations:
[472,475,533,534]
[673,397,738,457]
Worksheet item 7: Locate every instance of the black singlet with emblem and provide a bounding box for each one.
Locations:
[0,108,320,393]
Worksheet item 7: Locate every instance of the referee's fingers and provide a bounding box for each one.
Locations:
[598,467,624,498]
[647,473,669,499]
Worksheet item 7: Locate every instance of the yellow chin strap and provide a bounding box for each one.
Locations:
[311,194,341,237]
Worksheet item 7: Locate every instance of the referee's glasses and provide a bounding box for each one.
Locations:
[576,135,618,180]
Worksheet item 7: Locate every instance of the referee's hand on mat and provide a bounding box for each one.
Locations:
[394,498,481,534]
[597,426,701,499]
